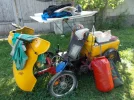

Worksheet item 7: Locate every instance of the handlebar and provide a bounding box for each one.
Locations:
[55,44,60,54]
[11,23,22,29]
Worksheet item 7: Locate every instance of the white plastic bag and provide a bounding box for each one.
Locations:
[94,30,111,43]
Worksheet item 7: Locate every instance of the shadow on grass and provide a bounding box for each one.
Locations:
[0,49,134,100]
[119,61,134,100]
[1,61,133,100]
[0,29,134,100]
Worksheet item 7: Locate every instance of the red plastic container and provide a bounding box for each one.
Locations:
[91,56,114,92]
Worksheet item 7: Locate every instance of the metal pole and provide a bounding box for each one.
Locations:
[12,0,24,26]
[12,0,20,25]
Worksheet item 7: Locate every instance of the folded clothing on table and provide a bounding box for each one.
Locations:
[43,3,72,15]
[42,11,72,20]
[42,3,77,20]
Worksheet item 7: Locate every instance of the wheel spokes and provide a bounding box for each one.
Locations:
[53,75,74,95]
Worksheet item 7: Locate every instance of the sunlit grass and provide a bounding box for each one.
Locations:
[120,48,134,57]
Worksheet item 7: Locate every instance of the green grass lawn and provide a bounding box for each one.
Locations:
[0,28,134,100]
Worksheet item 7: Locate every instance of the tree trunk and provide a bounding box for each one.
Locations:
[71,0,75,6]
[96,0,108,29]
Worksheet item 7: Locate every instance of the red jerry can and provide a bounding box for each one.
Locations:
[91,56,114,92]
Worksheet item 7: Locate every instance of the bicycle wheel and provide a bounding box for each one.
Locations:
[48,70,77,97]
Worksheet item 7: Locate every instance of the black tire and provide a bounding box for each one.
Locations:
[103,49,118,63]
[48,70,77,97]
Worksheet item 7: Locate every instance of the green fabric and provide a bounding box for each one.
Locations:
[12,33,20,45]
[12,33,36,44]
[109,59,123,87]
[11,33,36,70]
[113,78,123,87]
[37,54,46,64]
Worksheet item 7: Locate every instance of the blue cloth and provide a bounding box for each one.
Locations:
[11,33,37,70]
[56,62,67,73]
[41,11,72,20]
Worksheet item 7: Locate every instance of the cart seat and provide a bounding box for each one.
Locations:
[110,36,118,41]
[96,36,118,45]
[67,28,89,60]
[75,28,89,40]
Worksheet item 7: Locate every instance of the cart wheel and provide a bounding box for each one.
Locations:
[103,49,117,63]
[48,71,77,97]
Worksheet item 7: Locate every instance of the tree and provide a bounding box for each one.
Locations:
[57,0,125,29]
[75,0,124,10]
[75,0,125,29]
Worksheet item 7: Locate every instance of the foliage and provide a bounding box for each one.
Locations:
[97,11,128,29]
[109,11,128,29]
[75,0,125,29]
[75,0,124,10]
